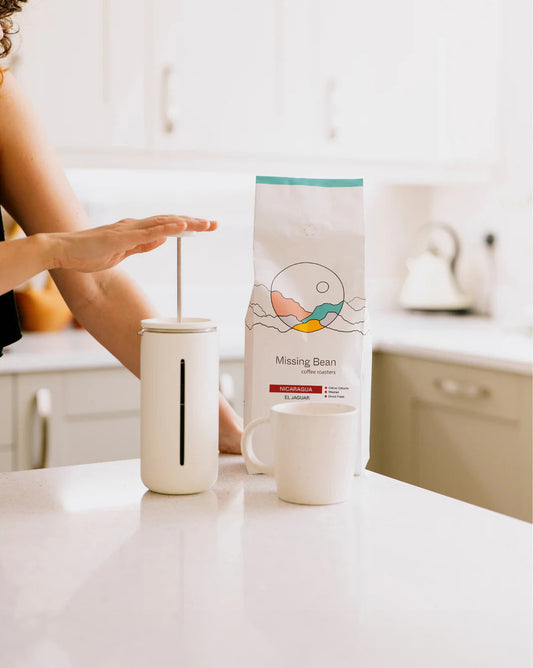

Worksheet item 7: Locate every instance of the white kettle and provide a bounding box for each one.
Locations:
[399,223,472,312]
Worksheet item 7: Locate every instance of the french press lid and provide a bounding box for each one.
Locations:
[139,317,217,334]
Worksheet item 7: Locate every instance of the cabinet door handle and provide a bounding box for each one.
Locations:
[161,65,179,134]
[33,388,52,469]
[433,378,491,400]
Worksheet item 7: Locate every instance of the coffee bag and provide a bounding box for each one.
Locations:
[244,176,371,474]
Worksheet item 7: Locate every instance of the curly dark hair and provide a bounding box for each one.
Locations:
[0,0,27,60]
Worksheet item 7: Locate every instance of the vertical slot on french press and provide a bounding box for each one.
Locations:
[179,358,185,466]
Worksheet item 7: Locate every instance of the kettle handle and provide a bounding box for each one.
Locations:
[430,222,461,275]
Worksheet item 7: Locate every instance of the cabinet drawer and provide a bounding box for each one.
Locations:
[0,447,13,472]
[0,376,13,447]
[64,368,140,416]
[370,352,532,521]
[392,355,523,422]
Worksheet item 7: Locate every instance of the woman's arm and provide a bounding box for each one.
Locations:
[0,234,54,293]
[0,71,241,452]
[0,215,214,295]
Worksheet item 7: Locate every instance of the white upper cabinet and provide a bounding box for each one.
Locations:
[12,0,146,151]
[315,0,500,166]
[6,0,501,169]
[273,0,321,154]
[433,0,500,166]
[316,0,441,162]
[147,0,280,154]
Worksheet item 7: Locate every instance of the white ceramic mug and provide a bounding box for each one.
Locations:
[241,402,358,505]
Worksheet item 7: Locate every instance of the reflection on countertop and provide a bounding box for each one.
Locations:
[0,455,530,667]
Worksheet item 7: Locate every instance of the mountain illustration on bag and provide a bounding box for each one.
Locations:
[245,262,366,334]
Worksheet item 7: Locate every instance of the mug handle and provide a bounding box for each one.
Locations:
[241,417,274,476]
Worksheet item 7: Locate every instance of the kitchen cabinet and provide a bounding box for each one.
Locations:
[14,367,141,470]
[0,359,242,472]
[316,0,500,165]
[147,0,281,155]
[7,0,500,170]
[11,0,146,151]
[368,352,532,522]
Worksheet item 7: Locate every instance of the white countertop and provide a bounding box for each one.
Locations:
[372,311,533,375]
[1,311,531,375]
[0,326,244,374]
[0,456,531,668]
[0,329,120,374]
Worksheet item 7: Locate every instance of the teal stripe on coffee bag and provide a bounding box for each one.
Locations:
[256,176,363,188]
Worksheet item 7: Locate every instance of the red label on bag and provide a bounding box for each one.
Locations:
[269,385,323,394]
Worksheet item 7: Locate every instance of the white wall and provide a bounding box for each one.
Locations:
[364,183,432,312]
[428,0,532,326]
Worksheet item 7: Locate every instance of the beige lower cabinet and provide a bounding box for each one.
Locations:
[368,353,532,522]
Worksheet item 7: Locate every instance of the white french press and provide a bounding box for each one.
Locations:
[139,234,219,494]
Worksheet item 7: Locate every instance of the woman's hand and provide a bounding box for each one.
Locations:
[0,214,216,294]
[50,215,217,273]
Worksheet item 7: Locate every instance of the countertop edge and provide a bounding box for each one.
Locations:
[373,341,533,376]
[1,315,531,376]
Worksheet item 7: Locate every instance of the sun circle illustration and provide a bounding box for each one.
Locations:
[270,262,344,333]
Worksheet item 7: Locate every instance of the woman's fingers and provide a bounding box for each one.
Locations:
[107,214,218,262]
[104,214,217,262]
[51,214,217,273]
[125,215,218,233]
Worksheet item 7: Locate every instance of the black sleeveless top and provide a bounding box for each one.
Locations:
[0,209,22,356]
